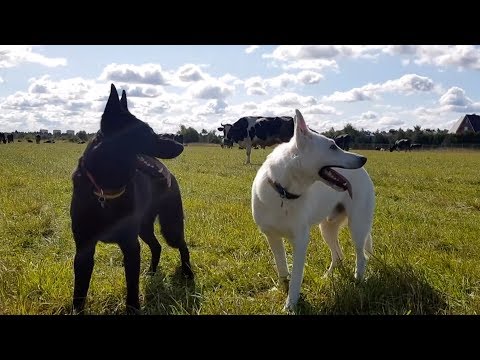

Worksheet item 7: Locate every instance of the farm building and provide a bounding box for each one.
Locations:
[39,129,49,134]
[449,114,480,134]
[53,130,61,136]
[66,130,75,135]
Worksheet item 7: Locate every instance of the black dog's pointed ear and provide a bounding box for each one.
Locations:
[120,90,129,112]
[103,84,120,114]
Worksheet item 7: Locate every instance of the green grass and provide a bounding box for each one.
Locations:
[0,142,479,315]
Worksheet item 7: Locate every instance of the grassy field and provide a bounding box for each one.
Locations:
[0,142,479,315]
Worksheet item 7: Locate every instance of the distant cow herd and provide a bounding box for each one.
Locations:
[0,133,87,144]
[388,138,422,152]
[216,114,424,163]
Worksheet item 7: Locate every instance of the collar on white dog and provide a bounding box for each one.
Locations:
[267,177,301,207]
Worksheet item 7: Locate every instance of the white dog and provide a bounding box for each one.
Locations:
[251,109,375,311]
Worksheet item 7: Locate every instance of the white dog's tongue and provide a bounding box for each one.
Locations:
[319,167,353,198]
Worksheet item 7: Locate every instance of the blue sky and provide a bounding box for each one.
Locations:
[1,45,479,134]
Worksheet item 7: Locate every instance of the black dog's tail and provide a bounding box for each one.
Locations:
[157,176,187,249]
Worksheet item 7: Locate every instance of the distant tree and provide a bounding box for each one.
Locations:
[322,127,336,139]
[177,126,199,143]
[77,131,88,142]
[342,123,360,138]
[206,130,221,144]
[372,130,388,145]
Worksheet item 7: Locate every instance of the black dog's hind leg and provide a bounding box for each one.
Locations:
[139,220,162,274]
[73,239,96,314]
[119,237,141,313]
[157,190,194,279]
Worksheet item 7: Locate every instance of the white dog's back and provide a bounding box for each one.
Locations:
[251,109,375,311]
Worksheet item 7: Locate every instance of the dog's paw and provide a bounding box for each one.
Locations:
[182,264,195,280]
[126,306,143,315]
[282,302,297,314]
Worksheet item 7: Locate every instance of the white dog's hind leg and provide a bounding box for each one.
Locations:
[320,217,345,277]
[265,233,289,292]
[348,217,372,281]
[365,233,373,257]
[284,230,309,312]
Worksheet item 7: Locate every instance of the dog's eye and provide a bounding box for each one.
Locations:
[330,144,337,150]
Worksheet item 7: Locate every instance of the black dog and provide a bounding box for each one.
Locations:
[70,84,193,314]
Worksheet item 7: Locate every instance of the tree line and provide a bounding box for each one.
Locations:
[6,124,480,146]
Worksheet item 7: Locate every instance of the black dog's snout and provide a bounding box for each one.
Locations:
[359,156,367,166]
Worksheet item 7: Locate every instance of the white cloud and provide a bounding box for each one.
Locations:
[266,73,298,88]
[244,76,264,88]
[265,45,480,73]
[384,45,480,71]
[99,63,169,85]
[324,88,373,102]
[439,87,471,107]
[323,74,435,102]
[119,84,163,98]
[0,45,67,68]
[188,79,234,100]
[361,111,378,120]
[267,92,317,108]
[219,73,243,86]
[263,45,384,71]
[247,87,267,96]
[243,71,324,96]
[223,92,331,124]
[245,45,260,54]
[411,106,463,130]
[302,104,337,115]
[297,70,324,84]
[283,59,338,71]
[438,86,480,112]
[176,64,205,82]
[193,99,228,116]
[378,116,404,127]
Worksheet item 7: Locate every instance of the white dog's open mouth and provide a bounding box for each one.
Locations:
[319,167,353,198]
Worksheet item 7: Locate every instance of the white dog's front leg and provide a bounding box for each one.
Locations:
[284,230,310,312]
[265,234,289,292]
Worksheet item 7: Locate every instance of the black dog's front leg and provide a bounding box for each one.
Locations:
[119,238,141,313]
[73,242,96,314]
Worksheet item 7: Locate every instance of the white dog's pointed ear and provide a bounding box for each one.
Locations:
[294,109,309,149]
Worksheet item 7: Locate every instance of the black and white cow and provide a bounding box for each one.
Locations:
[390,138,411,152]
[35,134,41,144]
[218,116,294,164]
[0,133,5,144]
[6,134,14,143]
[410,143,422,150]
[334,134,351,151]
